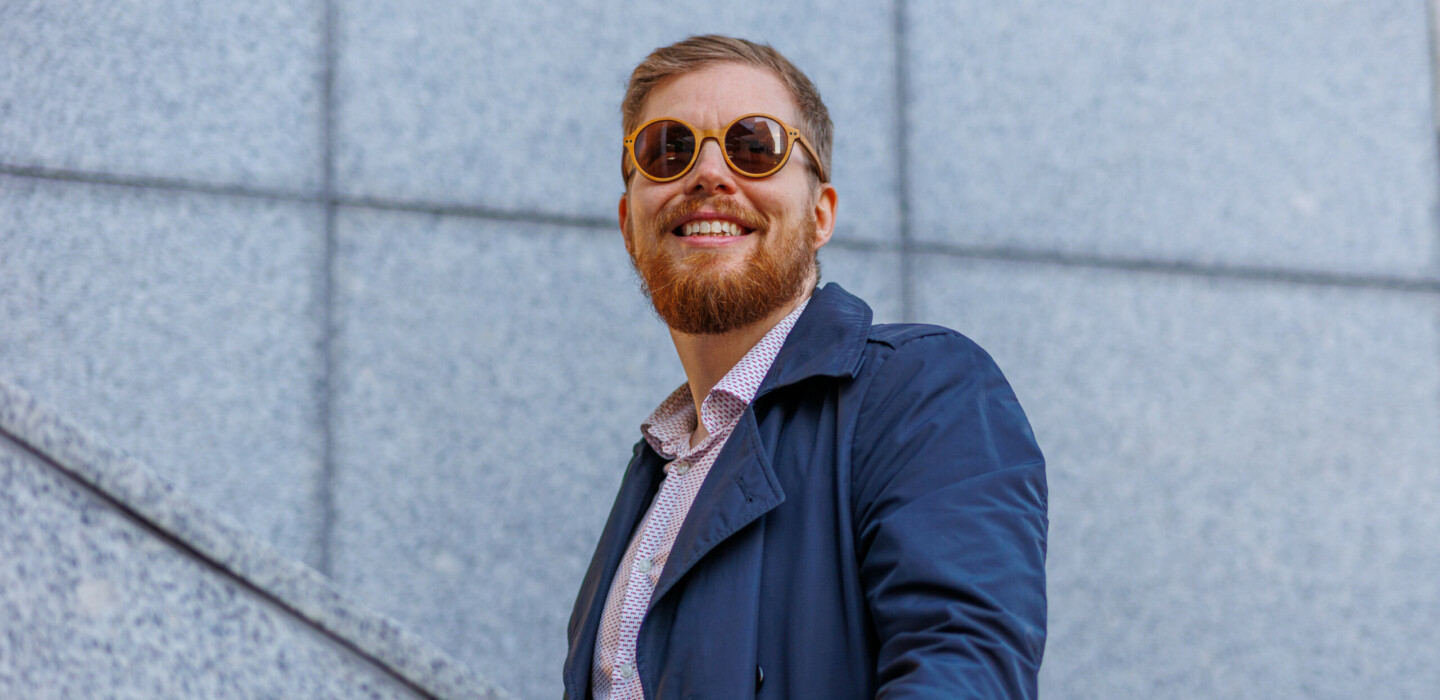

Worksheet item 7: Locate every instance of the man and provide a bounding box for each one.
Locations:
[564,35,1047,699]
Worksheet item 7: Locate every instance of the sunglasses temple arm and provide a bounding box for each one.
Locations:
[795,136,827,182]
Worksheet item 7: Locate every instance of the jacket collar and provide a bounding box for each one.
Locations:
[754,282,873,400]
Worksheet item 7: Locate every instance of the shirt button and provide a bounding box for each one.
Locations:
[673,463,690,476]
[636,558,653,574]
[619,663,636,679]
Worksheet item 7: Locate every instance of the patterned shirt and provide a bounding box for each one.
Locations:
[591,298,810,700]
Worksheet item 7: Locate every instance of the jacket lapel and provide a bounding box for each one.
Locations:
[645,284,873,610]
[564,442,666,698]
[648,408,785,610]
[564,284,875,694]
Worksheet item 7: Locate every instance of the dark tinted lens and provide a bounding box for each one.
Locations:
[725,116,788,175]
[633,120,696,179]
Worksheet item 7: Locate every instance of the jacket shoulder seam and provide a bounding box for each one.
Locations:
[865,322,959,349]
[848,328,991,508]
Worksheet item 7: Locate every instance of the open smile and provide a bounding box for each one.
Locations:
[676,219,747,236]
[669,212,757,238]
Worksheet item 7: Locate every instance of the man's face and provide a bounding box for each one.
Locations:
[620,62,837,335]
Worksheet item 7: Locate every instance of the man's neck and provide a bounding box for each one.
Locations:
[669,289,812,448]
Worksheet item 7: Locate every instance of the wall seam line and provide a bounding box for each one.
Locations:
[0,163,323,203]
[893,0,915,321]
[1424,0,1440,424]
[5,167,1438,293]
[911,242,1440,293]
[317,0,338,579]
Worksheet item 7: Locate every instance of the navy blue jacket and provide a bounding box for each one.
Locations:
[564,283,1047,699]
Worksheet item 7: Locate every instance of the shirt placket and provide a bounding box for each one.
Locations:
[608,458,688,698]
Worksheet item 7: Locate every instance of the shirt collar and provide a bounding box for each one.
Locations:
[710,297,809,406]
[640,298,811,457]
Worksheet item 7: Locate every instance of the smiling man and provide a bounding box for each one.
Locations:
[563,35,1048,700]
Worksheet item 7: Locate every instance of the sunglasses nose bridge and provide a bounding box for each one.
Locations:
[684,133,735,181]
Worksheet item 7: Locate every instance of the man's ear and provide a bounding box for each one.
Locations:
[811,183,838,251]
[618,192,634,257]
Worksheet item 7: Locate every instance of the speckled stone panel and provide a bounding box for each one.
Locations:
[0,0,323,191]
[331,209,682,700]
[905,0,1439,277]
[913,256,1440,699]
[0,176,325,566]
[334,0,900,242]
[0,433,423,700]
[817,245,904,324]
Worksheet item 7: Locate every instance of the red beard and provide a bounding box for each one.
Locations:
[630,198,815,335]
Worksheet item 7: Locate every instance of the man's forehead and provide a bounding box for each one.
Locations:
[637,62,800,125]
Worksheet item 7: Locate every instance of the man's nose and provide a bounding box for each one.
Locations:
[686,139,736,194]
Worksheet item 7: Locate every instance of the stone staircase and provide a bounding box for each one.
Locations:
[0,378,511,699]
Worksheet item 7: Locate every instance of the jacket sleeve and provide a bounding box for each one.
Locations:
[850,332,1048,699]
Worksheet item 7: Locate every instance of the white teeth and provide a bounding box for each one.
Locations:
[681,219,745,237]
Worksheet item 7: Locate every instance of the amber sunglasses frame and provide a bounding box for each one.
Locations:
[623,113,827,183]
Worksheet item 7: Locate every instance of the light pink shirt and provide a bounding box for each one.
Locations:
[591,298,810,700]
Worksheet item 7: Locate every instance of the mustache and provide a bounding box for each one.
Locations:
[653,197,768,235]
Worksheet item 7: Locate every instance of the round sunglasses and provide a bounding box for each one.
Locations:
[623,114,827,183]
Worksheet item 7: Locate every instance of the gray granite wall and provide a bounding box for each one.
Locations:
[3,1,1438,699]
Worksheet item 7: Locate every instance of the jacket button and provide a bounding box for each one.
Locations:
[756,664,765,690]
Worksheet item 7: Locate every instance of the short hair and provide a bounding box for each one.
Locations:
[621,35,833,186]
